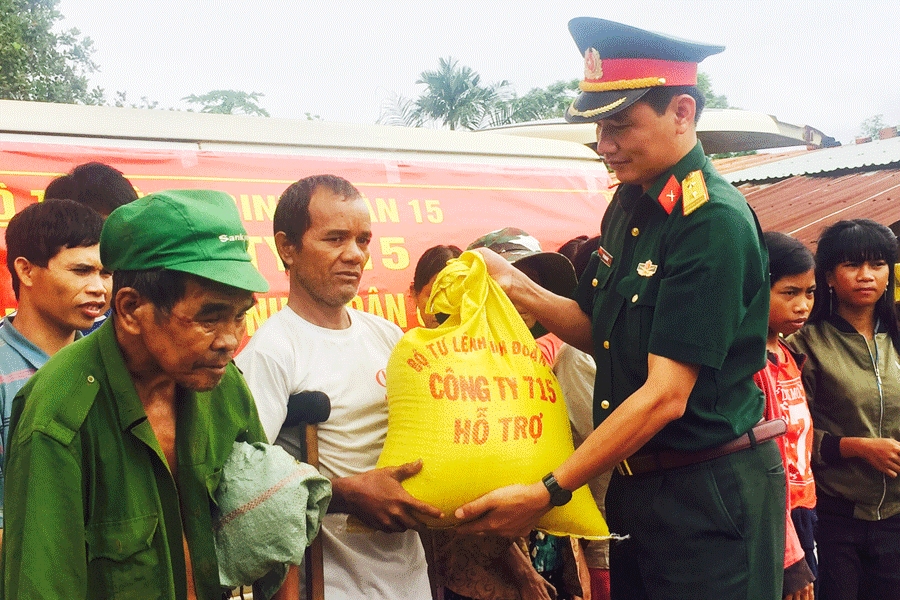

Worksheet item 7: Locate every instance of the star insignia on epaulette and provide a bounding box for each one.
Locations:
[681,170,708,215]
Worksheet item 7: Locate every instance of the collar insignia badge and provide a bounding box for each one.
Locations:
[658,175,682,214]
[636,260,657,277]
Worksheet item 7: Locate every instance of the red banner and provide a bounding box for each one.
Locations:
[0,141,612,333]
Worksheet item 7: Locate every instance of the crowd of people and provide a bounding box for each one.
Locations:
[0,15,897,600]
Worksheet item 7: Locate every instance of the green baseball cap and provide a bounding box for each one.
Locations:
[100,190,270,293]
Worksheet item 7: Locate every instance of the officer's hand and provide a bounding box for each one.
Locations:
[453,482,551,538]
[471,248,522,295]
[843,437,900,477]
[330,459,444,532]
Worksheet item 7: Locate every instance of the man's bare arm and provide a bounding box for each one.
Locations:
[554,354,699,490]
[270,564,299,600]
[328,459,444,532]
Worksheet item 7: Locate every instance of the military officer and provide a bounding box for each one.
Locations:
[455,17,785,600]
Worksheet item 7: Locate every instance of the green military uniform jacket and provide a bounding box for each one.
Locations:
[575,141,769,452]
[1,319,267,599]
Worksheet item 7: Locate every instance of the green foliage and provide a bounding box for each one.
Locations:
[379,57,509,130]
[181,90,270,116]
[859,114,886,139]
[485,79,580,127]
[414,57,509,130]
[380,59,580,130]
[0,0,104,103]
[382,63,735,132]
[378,92,425,127]
[113,91,159,110]
[697,72,732,109]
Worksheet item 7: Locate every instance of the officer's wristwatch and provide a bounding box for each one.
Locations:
[541,472,573,507]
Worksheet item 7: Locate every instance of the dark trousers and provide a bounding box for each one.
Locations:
[606,440,786,600]
[791,506,818,594]
[816,498,900,600]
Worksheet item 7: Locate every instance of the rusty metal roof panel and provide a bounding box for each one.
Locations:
[726,137,900,184]
[712,149,810,175]
[739,169,900,247]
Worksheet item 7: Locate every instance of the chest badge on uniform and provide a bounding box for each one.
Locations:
[681,170,709,215]
[636,260,657,277]
[657,175,682,214]
[597,245,614,267]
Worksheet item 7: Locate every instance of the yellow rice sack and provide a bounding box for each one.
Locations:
[376,251,608,539]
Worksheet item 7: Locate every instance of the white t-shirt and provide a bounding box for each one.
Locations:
[236,307,430,600]
[553,342,597,446]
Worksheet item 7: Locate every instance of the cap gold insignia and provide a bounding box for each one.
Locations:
[636,260,657,277]
[584,48,603,80]
[681,170,709,216]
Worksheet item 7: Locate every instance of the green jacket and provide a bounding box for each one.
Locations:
[789,315,900,521]
[574,141,769,452]
[1,319,267,599]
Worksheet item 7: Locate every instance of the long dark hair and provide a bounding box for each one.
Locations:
[808,219,900,352]
[412,245,462,294]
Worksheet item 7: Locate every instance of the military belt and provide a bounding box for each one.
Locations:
[616,418,787,476]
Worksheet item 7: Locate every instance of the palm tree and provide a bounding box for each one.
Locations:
[378,91,425,128]
[379,58,509,130]
[414,57,510,130]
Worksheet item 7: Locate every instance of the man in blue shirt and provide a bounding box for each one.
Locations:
[0,199,108,531]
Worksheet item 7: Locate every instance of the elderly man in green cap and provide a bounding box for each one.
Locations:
[0,190,279,599]
[455,18,786,600]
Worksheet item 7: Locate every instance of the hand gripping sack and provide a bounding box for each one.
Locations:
[376,251,608,539]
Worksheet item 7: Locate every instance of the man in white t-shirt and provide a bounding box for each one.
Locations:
[236,174,442,600]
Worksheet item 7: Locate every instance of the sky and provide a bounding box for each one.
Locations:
[57,0,900,146]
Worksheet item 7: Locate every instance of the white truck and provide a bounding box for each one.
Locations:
[0,99,613,332]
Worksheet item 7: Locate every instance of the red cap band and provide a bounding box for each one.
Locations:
[581,56,697,92]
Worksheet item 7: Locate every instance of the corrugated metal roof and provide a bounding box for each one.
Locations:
[739,169,900,247]
[712,149,810,175]
[726,136,900,184]
[652,147,813,178]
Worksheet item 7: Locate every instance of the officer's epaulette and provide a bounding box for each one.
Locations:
[681,170,708,215]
